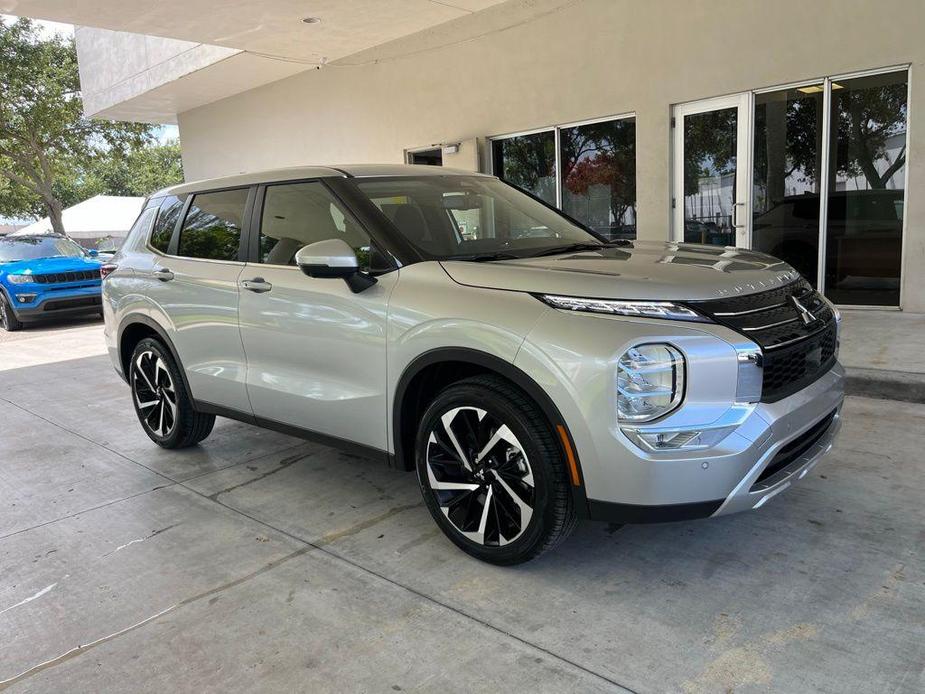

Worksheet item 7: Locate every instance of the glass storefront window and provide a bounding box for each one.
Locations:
[490,131,557,206]
[491,117,637,239]
[825,71,907,306]
[560,118,636,240]
[752,85,824,283]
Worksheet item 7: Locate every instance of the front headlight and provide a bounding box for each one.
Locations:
[7,274,33,284]
[537,295,708,322]
[617,344,685,422]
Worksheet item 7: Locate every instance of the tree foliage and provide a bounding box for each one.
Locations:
[0,17,182,232]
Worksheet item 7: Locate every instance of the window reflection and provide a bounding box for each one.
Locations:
[825,71,906,306]
[176,189,248,261]
[682,108,738,246]
[491,131,557,205]
[752,86,823,283]
[560,118,636,240]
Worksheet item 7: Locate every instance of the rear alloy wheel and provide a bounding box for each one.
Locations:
[132,349,178,438]
[0,292,23,332]
[416,376,576,565]
[130,337,215,448]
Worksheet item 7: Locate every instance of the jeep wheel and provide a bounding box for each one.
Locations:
[0,292,23,332]
[130,337,215,448]
[416,375,577,565]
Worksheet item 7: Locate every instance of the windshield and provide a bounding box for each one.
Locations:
[0,236,88,263]
[355,176,604,260]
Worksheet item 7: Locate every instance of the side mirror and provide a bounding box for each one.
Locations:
[295,238,377,293]
[87,249,99,258]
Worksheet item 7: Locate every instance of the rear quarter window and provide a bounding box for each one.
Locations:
[120,203,159,254]
[150,196,185,253]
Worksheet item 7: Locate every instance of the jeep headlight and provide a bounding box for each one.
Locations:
[6,274,33,284]
[617,344,685,422]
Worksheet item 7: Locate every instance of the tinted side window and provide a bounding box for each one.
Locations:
[258,181,371,269]
[177,189,248,261]
[150,195,184,253]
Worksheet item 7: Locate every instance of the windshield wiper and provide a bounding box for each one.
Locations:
[465,252,520,262]
[530,243,610,257]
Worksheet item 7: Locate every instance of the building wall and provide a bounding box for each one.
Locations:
[177,0,925,311]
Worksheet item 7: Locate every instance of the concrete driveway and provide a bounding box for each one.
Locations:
[1,321,923,693]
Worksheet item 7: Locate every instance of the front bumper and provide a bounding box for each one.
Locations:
[8,285,102,321]
[586,363,845,524]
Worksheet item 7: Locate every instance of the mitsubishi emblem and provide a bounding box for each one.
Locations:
[791,295,817,325]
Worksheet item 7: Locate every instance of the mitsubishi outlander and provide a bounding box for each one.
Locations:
[103,165,844,564]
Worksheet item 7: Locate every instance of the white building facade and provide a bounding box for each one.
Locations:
[16,0,924,309]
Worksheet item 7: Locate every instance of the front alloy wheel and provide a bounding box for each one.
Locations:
[425,406,535,546]
[416,376,577,565]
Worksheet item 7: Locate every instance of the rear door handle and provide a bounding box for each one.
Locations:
[152,267,174,282]
[241,277,272,293]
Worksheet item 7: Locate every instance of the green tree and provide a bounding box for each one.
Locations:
[80,140,184,199]
[0,17,172,234]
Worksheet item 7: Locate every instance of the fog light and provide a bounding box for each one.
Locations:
[626,425,736,451]
[638,430,701,449]
[16,293,36,303]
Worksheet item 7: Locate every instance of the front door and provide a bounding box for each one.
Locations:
[672,94,751,250]
[237,180,394,451]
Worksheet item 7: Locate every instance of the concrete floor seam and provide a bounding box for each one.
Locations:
[0,482,176,542]
[0,396,178,485]
[181,482,641,694]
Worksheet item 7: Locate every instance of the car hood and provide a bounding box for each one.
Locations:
[1,255,102,277]
[440,240,801,301]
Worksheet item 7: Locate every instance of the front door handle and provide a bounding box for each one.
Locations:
[152,267,174,282]
[241,277,273,293]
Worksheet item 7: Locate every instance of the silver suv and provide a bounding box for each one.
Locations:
[103,165,844,564]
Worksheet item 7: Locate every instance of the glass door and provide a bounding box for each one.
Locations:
[751,83,825,283]
[672,94,750,248]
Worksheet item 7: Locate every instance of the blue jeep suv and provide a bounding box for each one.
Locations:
[0,235,103,331]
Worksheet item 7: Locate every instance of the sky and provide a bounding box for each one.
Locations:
[1,15,179,224]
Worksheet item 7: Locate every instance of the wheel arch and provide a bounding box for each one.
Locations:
[117,314,194,399]
[392,347,589,515]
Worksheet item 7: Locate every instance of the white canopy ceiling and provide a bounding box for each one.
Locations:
[3,0,513,122]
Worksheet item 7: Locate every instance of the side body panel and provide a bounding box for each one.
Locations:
[237,264,397,450]
[386,262,549,456]
[154,256,250,411]
[104,249,249,411]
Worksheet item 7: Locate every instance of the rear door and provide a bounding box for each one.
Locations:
[237,179,395,451]
[155,187,253,412]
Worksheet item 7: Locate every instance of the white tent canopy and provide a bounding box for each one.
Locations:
[11,195,145,240]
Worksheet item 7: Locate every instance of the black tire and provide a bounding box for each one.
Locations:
[415,375,577,565]
[129,337,215,449]
[0,292,23,332]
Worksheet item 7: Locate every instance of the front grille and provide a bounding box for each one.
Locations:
[754,409,837,485]
[689,279,838,402]
[42,296,102,312]
[33,270,99,284]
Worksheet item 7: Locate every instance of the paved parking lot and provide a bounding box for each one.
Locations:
[1,321,923,693]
